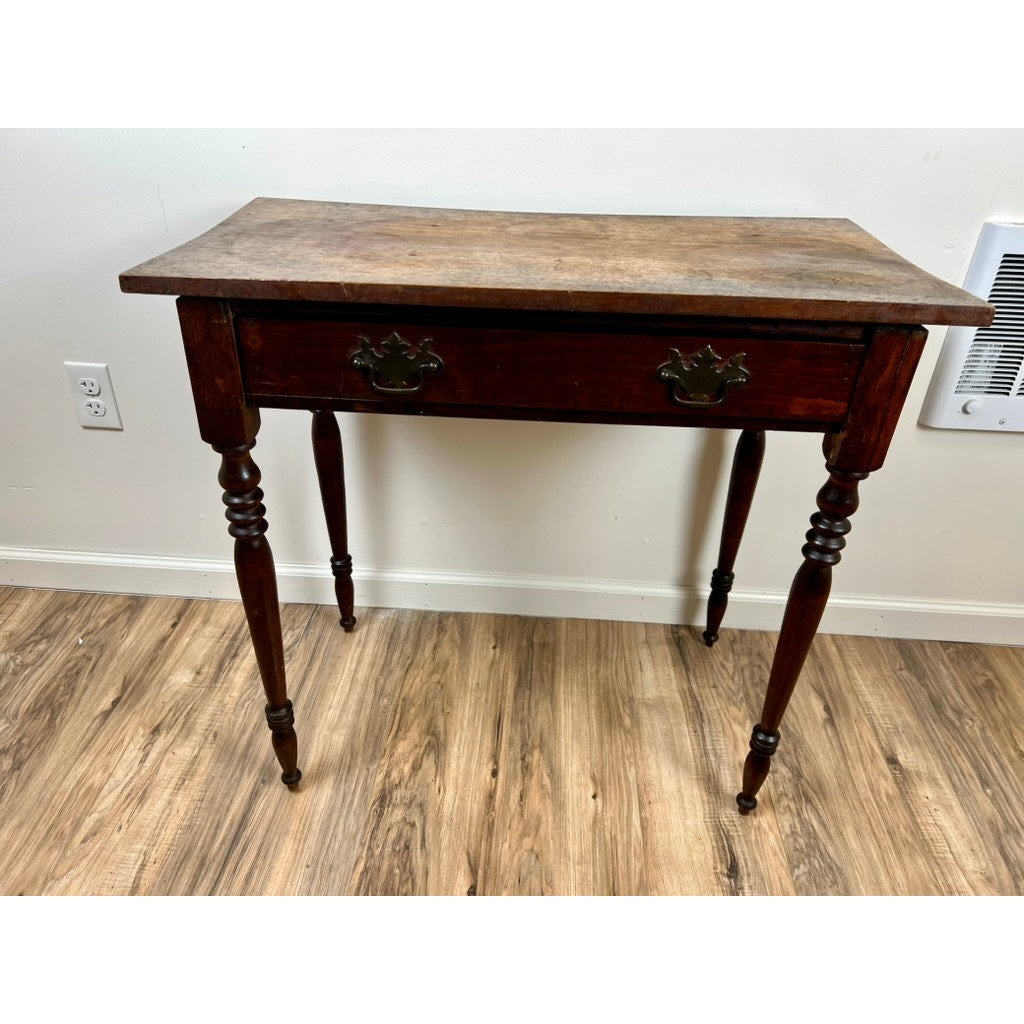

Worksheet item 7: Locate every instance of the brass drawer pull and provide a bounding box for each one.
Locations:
[350,331,444,395]
[657,344,750,407]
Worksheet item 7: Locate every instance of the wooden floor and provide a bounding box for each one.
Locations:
[0,584,1021,895]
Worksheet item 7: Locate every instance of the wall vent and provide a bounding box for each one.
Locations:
[920,221,1024,432]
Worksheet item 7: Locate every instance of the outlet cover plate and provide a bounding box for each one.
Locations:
[64,361,123,430]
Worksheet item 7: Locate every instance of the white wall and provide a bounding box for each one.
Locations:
[2,128,1022,641]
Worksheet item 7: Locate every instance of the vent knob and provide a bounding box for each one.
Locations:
[961,399,982,414]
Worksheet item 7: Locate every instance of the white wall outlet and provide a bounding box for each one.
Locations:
[64,361,123,430]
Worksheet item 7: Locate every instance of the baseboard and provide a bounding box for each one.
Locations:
[2,545,1021,645]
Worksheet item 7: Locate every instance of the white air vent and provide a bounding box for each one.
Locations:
[920,221,1024,431]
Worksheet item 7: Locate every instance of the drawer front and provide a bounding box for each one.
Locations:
[235,316,863,423]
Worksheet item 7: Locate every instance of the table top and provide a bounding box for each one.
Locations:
[120,198,992,326]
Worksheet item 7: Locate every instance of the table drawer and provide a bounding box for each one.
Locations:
[235,315,864,423]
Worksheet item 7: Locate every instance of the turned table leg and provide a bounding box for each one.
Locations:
[704,429,765,647]
[215,441,301,786]
[736,463,866,814]
[311,410,357,632]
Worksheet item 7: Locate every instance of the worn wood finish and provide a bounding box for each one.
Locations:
[310,411,356,632]
[123,205,994,811]
[703,429,766,647]
[121,199,992,325]
[1,587,1021,896]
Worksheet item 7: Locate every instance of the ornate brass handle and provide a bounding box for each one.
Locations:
[349,331,444,395]
[656,344,750,407]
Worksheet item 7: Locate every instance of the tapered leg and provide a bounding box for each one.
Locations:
[311,411,356,631]
[703,429,765,647]
[736,463,866,813]
[216,441,301,787]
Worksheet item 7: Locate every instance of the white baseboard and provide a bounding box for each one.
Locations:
[1,545,1021,645]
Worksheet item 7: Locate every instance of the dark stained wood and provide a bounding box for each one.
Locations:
[216,444,300,786]
[177,296,299,784]
[703,429,765,646]
[122,204,996,810]
[310,411,356,632]
[235,312,864,425]
[826,326,929,472]
[232,301,873,340]
[737,466,866,813]
[176,298,259,447]
[122,199,993,325]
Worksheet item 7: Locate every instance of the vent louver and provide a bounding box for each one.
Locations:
[920,223,1024,432]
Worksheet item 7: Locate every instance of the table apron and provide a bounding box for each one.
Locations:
[234,315,864,427]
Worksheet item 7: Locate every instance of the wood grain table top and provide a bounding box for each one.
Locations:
[120,198,993,326]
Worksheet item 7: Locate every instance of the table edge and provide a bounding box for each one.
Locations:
[118,276,994,327]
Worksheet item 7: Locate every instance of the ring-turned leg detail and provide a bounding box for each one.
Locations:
[265,701,301,786]
[216,441,301,787]
[703,569,734,647]
[736,726,780,813]
[704,429,765,647]
[329,554,355,632]
[312,411,357,632]
[737,463,866,813]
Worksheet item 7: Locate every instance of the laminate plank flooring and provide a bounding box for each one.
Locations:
[0,586,1020,895]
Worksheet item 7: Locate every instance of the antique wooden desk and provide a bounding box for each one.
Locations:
[120,199,991,813]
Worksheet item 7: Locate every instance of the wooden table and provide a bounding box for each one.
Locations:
[120,199,991,813]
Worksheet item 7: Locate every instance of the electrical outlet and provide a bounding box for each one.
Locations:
[64,361,123,430]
